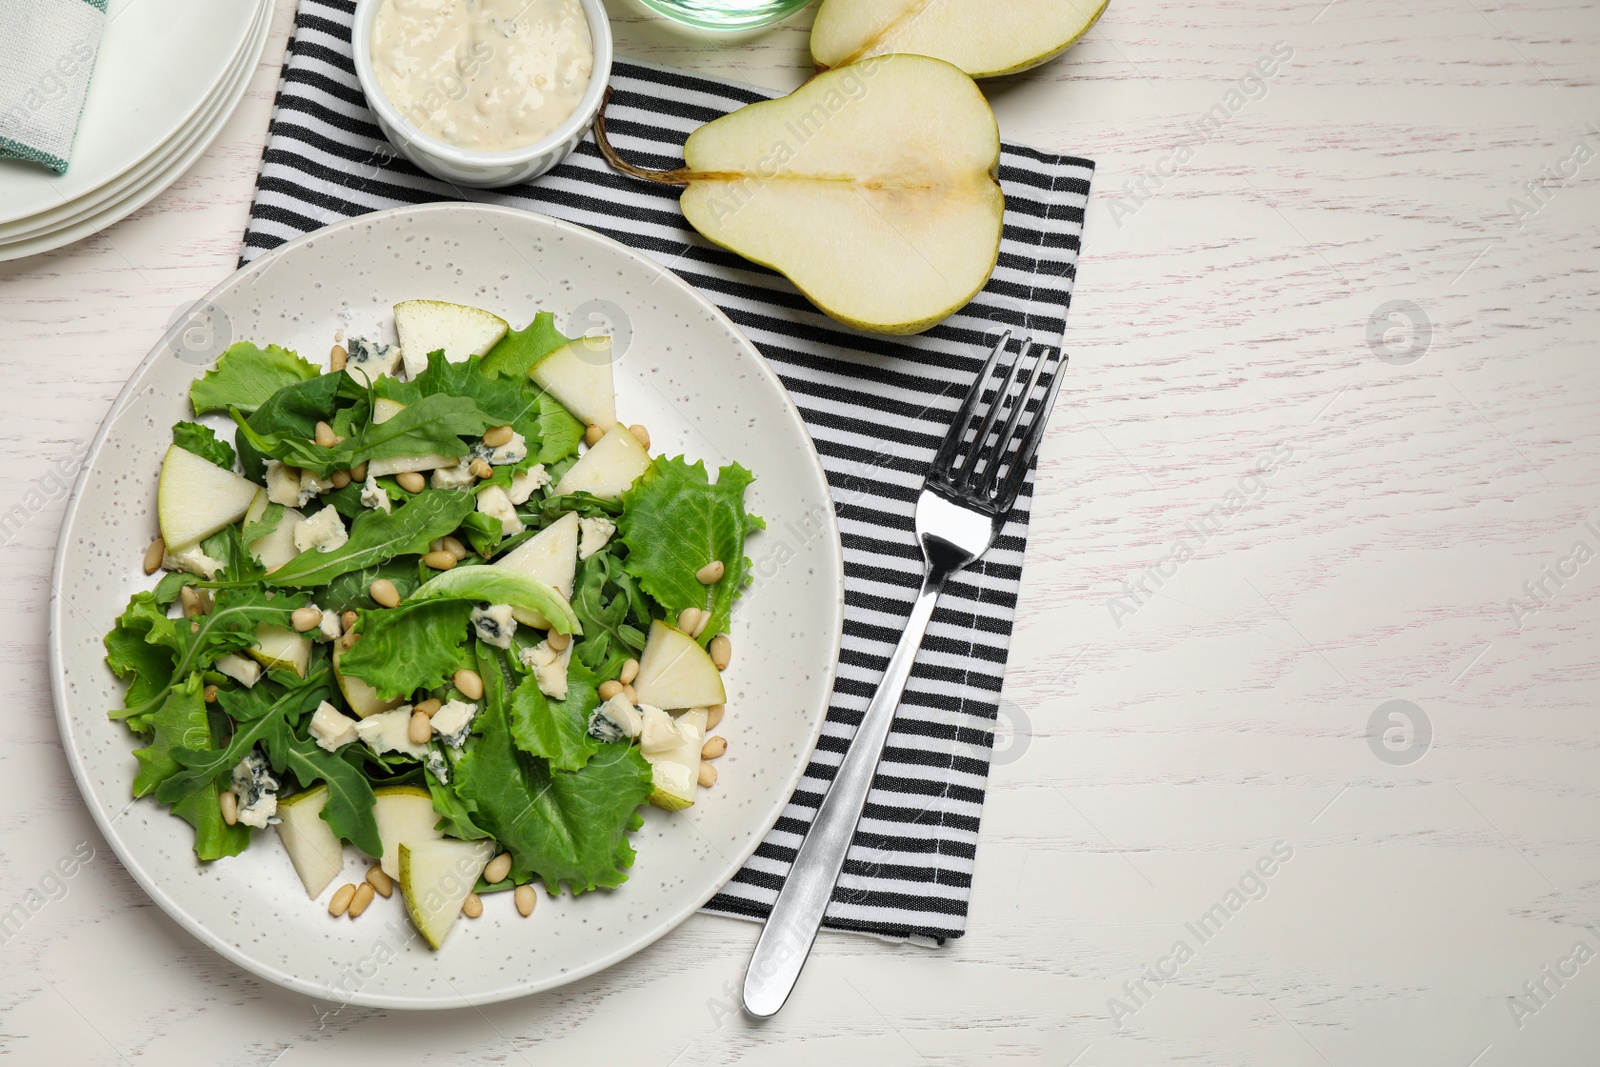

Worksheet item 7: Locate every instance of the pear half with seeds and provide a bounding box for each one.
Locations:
[594,55,1003,335]
[811,0,1109,79]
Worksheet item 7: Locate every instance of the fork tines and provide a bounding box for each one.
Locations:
[927,330,1067,515]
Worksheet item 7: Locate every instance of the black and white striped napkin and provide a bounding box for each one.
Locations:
[241,0,1092,945]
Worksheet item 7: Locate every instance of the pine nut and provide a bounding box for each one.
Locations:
[370,578,400,607]
[341,610,358,631]
[514,884,537,917]
[408,710,431,745]
[143,537,165,575]
[330,344,348,372]
[546,630,570,652]
[219,789,238,825]
[196,588,213,615]
[179,585,200,617]
[482,425,514,448]
[396,471,426,493]
[350,461,368,481]
[484,852,512,884]
[203,684,219,703]
[709,634,731,671]
[598,680,624,701]
[701,735,727,759]
[191,620,201,633]
[677,607,702,634]
[314,421,338,448]
[453,669,484,700]
[583,423,605,447]
[348,882,376,918]
[628,424,650,450]
[429,538,446,554]
[619,658,639,685]
[462,892,483,918]
[698,761,718,788]
[691,612,710,639]
[328,883,356,917]
[470,458,494,480]
[292,606,323,632]
[695,559,725,584]
[706,704,725,729]
[423,550,457,571]
[414,697,442,717]
[621,683,637,704]
[330,469,352,489]
[366,864,394,898]
[442,535,470,561]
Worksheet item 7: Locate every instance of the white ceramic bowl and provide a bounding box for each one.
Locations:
[352,0,613,188]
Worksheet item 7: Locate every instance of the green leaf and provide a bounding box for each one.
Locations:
[383,350,582,467]
[172,778,253,861]
[530,391,584,465]
[276,736,383,857]
[172,422,237,470]
[264,490,477,587]
[132,673,214,797]
[570,550,648,680]
[161,665,334,799]
[457,511,502,560]
[234,372,345,481]
[105,592,179,721]
[190,342,320,415]
[411,566,581,635]
[452,643,651,893]
[241,502,284,547]
[508,661,598,772]
[619,457,762,645]
[234,392,496,477]
[316,558,422,614]
[339,600,475,700]
[424,761,490,840]
[479,312,572,380]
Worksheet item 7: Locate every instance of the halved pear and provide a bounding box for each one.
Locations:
[394,300,509,379]
[493,511,579,627]
[811,0,1108,78]
[529,337,616,428]
[157,444,262,551]
[643,707,708,811]
[247,624,310,678]
[243,492,304,571]
[633,620,727,710]
[275,785,345,898]
[594,55,1003,335]
[333,645,404,719]
[399,838,496,949]
[552,423,651,500]
[373,784,444,879]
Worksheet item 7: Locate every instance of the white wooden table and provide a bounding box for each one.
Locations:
[4,0,1599,1062]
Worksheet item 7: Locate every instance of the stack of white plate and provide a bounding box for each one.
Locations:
[0,0,272,262]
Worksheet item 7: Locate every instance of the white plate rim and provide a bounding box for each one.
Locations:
[47,202,844,1008]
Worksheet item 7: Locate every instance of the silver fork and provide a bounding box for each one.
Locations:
[742,330,1069,1017]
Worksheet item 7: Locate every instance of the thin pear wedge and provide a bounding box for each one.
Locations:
[594,55,1003,335]
[811,0,1109,79]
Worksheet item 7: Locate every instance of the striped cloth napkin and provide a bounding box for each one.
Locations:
[0,0,106,173]
[241,0,1092,945]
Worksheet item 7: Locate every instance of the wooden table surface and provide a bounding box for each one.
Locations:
[4,0,1598,1063]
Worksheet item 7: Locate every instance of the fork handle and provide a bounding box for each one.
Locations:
[742,566,948,1018]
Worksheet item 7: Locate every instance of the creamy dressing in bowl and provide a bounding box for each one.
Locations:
[371,0,594,153]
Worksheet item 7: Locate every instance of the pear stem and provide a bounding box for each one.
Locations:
[592,88,694,187]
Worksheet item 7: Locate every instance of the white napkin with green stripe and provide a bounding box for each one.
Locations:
[0,0,107,173]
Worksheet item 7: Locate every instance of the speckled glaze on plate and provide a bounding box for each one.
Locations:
[48,203,842,1009]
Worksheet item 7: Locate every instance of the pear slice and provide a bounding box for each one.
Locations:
[373,784,444,880]
[394,300,509,379]
[243,492,304,571]
[552,423,651,500]
[529,337,616,428]
[247,624,310,678]
[493,511,579,627]
[333,645,404,719]
[365,398,456,476]
[400,838,496,949]
[594,55,1003,335]
[275,785,345,898]
[633,620,727,710]
[811,0,1108,79]
[157,444,262,551]
[642,707,708,811]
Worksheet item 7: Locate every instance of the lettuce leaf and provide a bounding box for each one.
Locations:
[411,566,581,635]
[478,311,572,380]
[190,342,321,415]
[570,549,648,681]
[233,392,495,478]
[619,457,762,645]
[264,490,476,587]
[131,673,252,861]
[171,422,237,470]
[339,600,475,700]
[508,658,598,772]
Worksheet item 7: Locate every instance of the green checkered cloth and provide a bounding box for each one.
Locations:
[0,0,108,173]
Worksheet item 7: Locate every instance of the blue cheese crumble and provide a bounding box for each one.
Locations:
[578,516,616,560]
[360,475,392,514]
[231,750,280,828]
[424,749,451,784]
[294,505,348,553]
[477,484,523,537]
[430,699,478,748]
[471,430,528,467]
[507,464,550,505]
[587,694,643,743]
[345,336,402,386]
[470,604,517,649]
[430,457,477,491]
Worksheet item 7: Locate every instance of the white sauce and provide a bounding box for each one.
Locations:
[372,0,594,153]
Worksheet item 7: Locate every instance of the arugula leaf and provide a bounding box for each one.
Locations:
[382,351,582,466]
[317,559,422,614]
[131,673,252,860]
[339,600,475,700]
[570,550,648,680]
[172,422,237,470]
[452,644,651,893]
[190,342,321,415]
[411,566,582,635]
[233,372,345,481]
[265,490,476,587]
[425,762,490,840]
[242,502,284,546]
[478,312,572,380]
[508,661,598,772]
[619,457,762,645]
[200,525,267,586]
[457,511,502,560]
[234,393,495,477]
[530,391,584,465]
[172,777,253,861]
[274,735,383,857]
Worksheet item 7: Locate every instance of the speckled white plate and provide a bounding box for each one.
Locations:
[48,203,842,1009]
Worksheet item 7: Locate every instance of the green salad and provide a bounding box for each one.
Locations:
[104,299,759,948]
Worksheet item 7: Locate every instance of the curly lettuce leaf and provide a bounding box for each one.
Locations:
[131,673,252,861]
[172,422,237,470]
[339,600,475,700]
[411,566,581,635]
[619,458,761,645]
[381,350,582,466]
[190,342,321,416]
[264,490,476,587]
[425,762,490,841]
[508,658,598,772]
[478,311,572,380]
